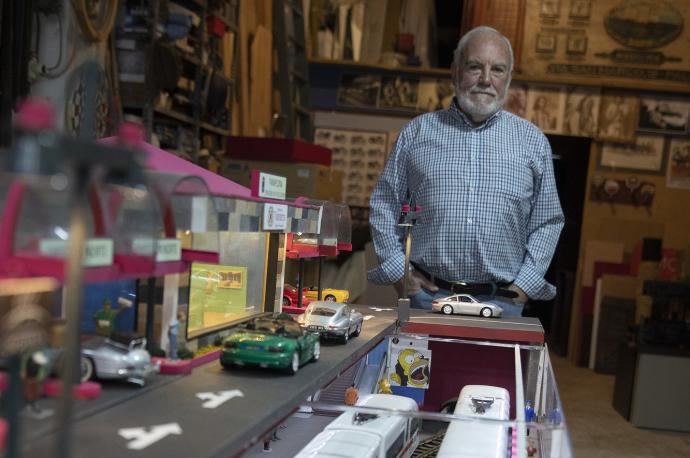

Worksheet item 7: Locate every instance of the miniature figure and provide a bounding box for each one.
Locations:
[431,294,503,318]
[344,384,359,406]
[296,301,363,343]
[168,311,185,360]
[93,297,132,336]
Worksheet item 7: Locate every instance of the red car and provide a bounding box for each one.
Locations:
[282,284,311,314]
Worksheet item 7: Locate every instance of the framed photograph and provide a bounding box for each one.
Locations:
[666,138,690,189]
[540,0,560,18]
[596,91,640,143]
[566,34,588,55]
[569,0,591,19]
[526,84,566,134]
[638,97,690,134]
[536,33,557,53]
[337,74,381,108]
[416,79,455,112]
[600,135,666,174]
[505,83,528,118]
[563,86,601,137]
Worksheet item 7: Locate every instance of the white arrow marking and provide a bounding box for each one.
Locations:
[363,315,375,321]
[118,423,182,450]
[196,389,244,409]
[369,307,393,312]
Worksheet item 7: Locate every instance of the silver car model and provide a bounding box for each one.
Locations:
[80,333,159,386]
[431,294,503,318]
[297,301,363,343]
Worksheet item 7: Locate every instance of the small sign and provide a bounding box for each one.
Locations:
[39,238,114,267]
[262,203,288,231]
[132,238,182,262]
[252,170,287,200]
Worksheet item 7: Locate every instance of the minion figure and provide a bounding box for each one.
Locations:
[390,348,430,388]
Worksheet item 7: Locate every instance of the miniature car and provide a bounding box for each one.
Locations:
[303,286,350,303]
[282,283,311,314]
[79,332,159,386]
[431,294,503,318]
[296,301,363,343]
[220,316,320,374]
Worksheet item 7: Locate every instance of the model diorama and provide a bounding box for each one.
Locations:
[77,333,158,386]
[437,385,510,458]
[282,283,311,313]
[296,301,363,343]
[431,294,503,318]
[220,316,320,374]
[294,393,420,458]
[303,286,350,302]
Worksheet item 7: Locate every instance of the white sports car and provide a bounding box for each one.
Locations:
[296,301,363,343]
[431,294,503,318]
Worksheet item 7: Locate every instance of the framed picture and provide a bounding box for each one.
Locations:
[379,77,419,110]
[536,33,557,53]
[596,91,640,143]
[563,86,601,137]
[540,0,560,18]
[599,135,666,174]
[505,83,528,118]
[569,0,591,19]
[666,138,690,189]
[416,79,455,112]
[526,84,566,134]
[566,34,588,55]
[638,97,690,134]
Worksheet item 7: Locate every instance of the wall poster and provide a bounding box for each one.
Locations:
[521,0,690,93]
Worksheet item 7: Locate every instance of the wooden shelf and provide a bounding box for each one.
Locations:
[154,107,195,125]
[308,57,451,77]
[201,122,230,136]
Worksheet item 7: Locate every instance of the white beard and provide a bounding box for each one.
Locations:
[455,84,508,122]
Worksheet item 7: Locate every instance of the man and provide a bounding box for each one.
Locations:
[368,26,564,316]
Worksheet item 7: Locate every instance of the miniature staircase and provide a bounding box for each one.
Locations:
[313,359,364,416]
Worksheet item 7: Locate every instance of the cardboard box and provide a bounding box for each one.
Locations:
[221,159,343,202]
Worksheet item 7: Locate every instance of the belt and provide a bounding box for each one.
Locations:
[411,262,518,299]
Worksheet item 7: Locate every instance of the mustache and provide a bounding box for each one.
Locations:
[469,88,498,96]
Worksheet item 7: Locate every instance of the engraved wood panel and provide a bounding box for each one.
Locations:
[521,0,690,92]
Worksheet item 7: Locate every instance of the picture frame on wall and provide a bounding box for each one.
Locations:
[526,85,566,134]
[337,74,381,108]
[563,86,601,137]
[505,83,528,118]
[599,135,666,174]
[666,138,690,189]
[596,92,640,143]
[638,97,690,135]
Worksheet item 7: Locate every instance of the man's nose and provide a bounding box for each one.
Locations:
[478,67,491,85]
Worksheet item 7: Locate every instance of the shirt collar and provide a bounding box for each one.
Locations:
[448,97,503,129]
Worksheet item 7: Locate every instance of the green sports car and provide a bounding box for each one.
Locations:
[220,316,320,374]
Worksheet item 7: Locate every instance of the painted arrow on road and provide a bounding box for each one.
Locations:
[196,389,244,409]
[118,422,182,450]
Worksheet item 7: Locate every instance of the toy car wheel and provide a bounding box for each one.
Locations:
[286,352,300,375]
[325,294,336,301]
[480,307,493,318]
[341,329,349,344]
[312,342,320,362]
[442,305,454,315]
[282,296,290,307]
[352,323,362,337]
[80,356,94,383]
[220,360,233,370]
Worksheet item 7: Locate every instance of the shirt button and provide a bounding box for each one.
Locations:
[467,218,473,224]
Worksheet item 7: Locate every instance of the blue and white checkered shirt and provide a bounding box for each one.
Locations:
[368,100,564,300]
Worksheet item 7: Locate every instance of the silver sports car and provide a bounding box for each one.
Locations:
[80,333,159,386]
[296,301,363,343]
[431,294,503,318]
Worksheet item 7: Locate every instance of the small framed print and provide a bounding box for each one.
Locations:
[526,84,566,134]
[536,33,557,53]
[638,97,690,135]
[600,135,666,174]
[569,0,591,20]
[666,138,690,189]
[597,91,640,143]
[566,35,587,55]
[540,0,560,18]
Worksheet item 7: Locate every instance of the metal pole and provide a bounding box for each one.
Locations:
[55,166,89,458]
[317,257,323,300]
[145,276,156,352]
[297,258,305,308]
[5,355,22,458]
